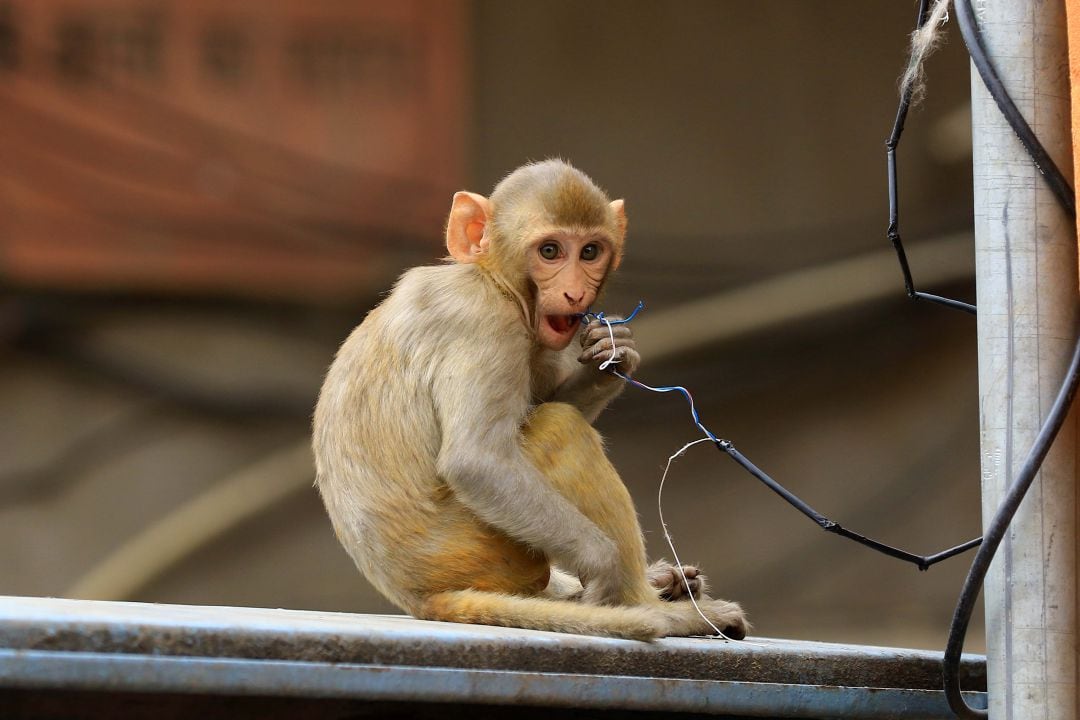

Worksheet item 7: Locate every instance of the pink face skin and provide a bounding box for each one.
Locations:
[528,231,615,351]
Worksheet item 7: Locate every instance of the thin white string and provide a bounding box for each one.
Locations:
[658,439,765,646]
[597,315,620,371]
[657,438,729,638]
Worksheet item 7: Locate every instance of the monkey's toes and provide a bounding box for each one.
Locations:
[723,615,750,641]
[648,561,704,601]
[721,625,747,641]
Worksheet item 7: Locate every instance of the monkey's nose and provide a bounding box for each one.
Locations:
[565,291,585,306]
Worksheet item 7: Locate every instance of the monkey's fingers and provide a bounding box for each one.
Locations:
[579,337,637,362]
[615,347,640,375]
[581,322,634,346]
[580,346,640,377]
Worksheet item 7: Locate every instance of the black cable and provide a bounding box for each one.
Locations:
[618,371,983,572]
[887,0,977,315]
[935,1,1080,717]
[954,0,1077,219]
[717,439,982,570]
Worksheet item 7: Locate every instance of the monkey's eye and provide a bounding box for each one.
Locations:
[538,242,560,260]
[580,243,601,261]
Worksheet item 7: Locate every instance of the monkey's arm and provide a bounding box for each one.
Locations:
[551,318,640,423]
[433,353,623,602]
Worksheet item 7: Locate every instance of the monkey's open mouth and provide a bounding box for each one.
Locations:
[545,314,581,336]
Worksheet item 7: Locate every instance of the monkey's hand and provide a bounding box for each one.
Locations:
[550,316,640,422]
[647,560,708,601]
[578,316,640,377]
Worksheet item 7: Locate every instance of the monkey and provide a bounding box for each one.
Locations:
[312,159,748,641]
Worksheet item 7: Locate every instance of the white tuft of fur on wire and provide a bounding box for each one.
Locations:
[898,0,952,106]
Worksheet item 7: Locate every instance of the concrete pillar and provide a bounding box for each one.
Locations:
[972,1,1078,718]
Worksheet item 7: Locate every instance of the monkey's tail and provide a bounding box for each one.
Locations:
[418,590,748,641]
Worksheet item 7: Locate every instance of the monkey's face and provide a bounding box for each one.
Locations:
[528,231,615,351]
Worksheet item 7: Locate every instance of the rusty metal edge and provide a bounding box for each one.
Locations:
[0,648,988,719]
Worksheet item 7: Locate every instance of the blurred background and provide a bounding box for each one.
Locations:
[0,0,982,651]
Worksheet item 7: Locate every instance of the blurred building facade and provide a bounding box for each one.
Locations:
[0,0,465,299]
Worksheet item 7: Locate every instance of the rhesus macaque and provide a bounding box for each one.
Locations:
[313,160,747,640]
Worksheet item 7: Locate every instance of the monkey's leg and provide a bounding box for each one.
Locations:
[522,402,749,639]
[418,401,748,639]
[521,402,658,606]
[407,491,552,600]
[419,402,652,606]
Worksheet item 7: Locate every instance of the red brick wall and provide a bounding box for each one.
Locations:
[0,0,467,302]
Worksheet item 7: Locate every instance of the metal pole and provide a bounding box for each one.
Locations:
[972,1,1078,718]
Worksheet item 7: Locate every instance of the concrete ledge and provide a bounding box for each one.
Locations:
[0,596,986,719]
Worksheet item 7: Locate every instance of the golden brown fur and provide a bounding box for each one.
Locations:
[313,160,747,640]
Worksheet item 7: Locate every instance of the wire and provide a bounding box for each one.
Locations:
[586,312,984,572]
[580,300,645,326]
[886,0,976,315]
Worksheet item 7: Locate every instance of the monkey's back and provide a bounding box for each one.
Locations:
[312,263,534,608]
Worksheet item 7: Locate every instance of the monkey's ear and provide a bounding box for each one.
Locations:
[610,199,627,237]
[609,199,627,269]
[447,191,492,263]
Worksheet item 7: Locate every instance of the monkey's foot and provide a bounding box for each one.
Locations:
[699,599,750,640]
[648,560,707,601]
